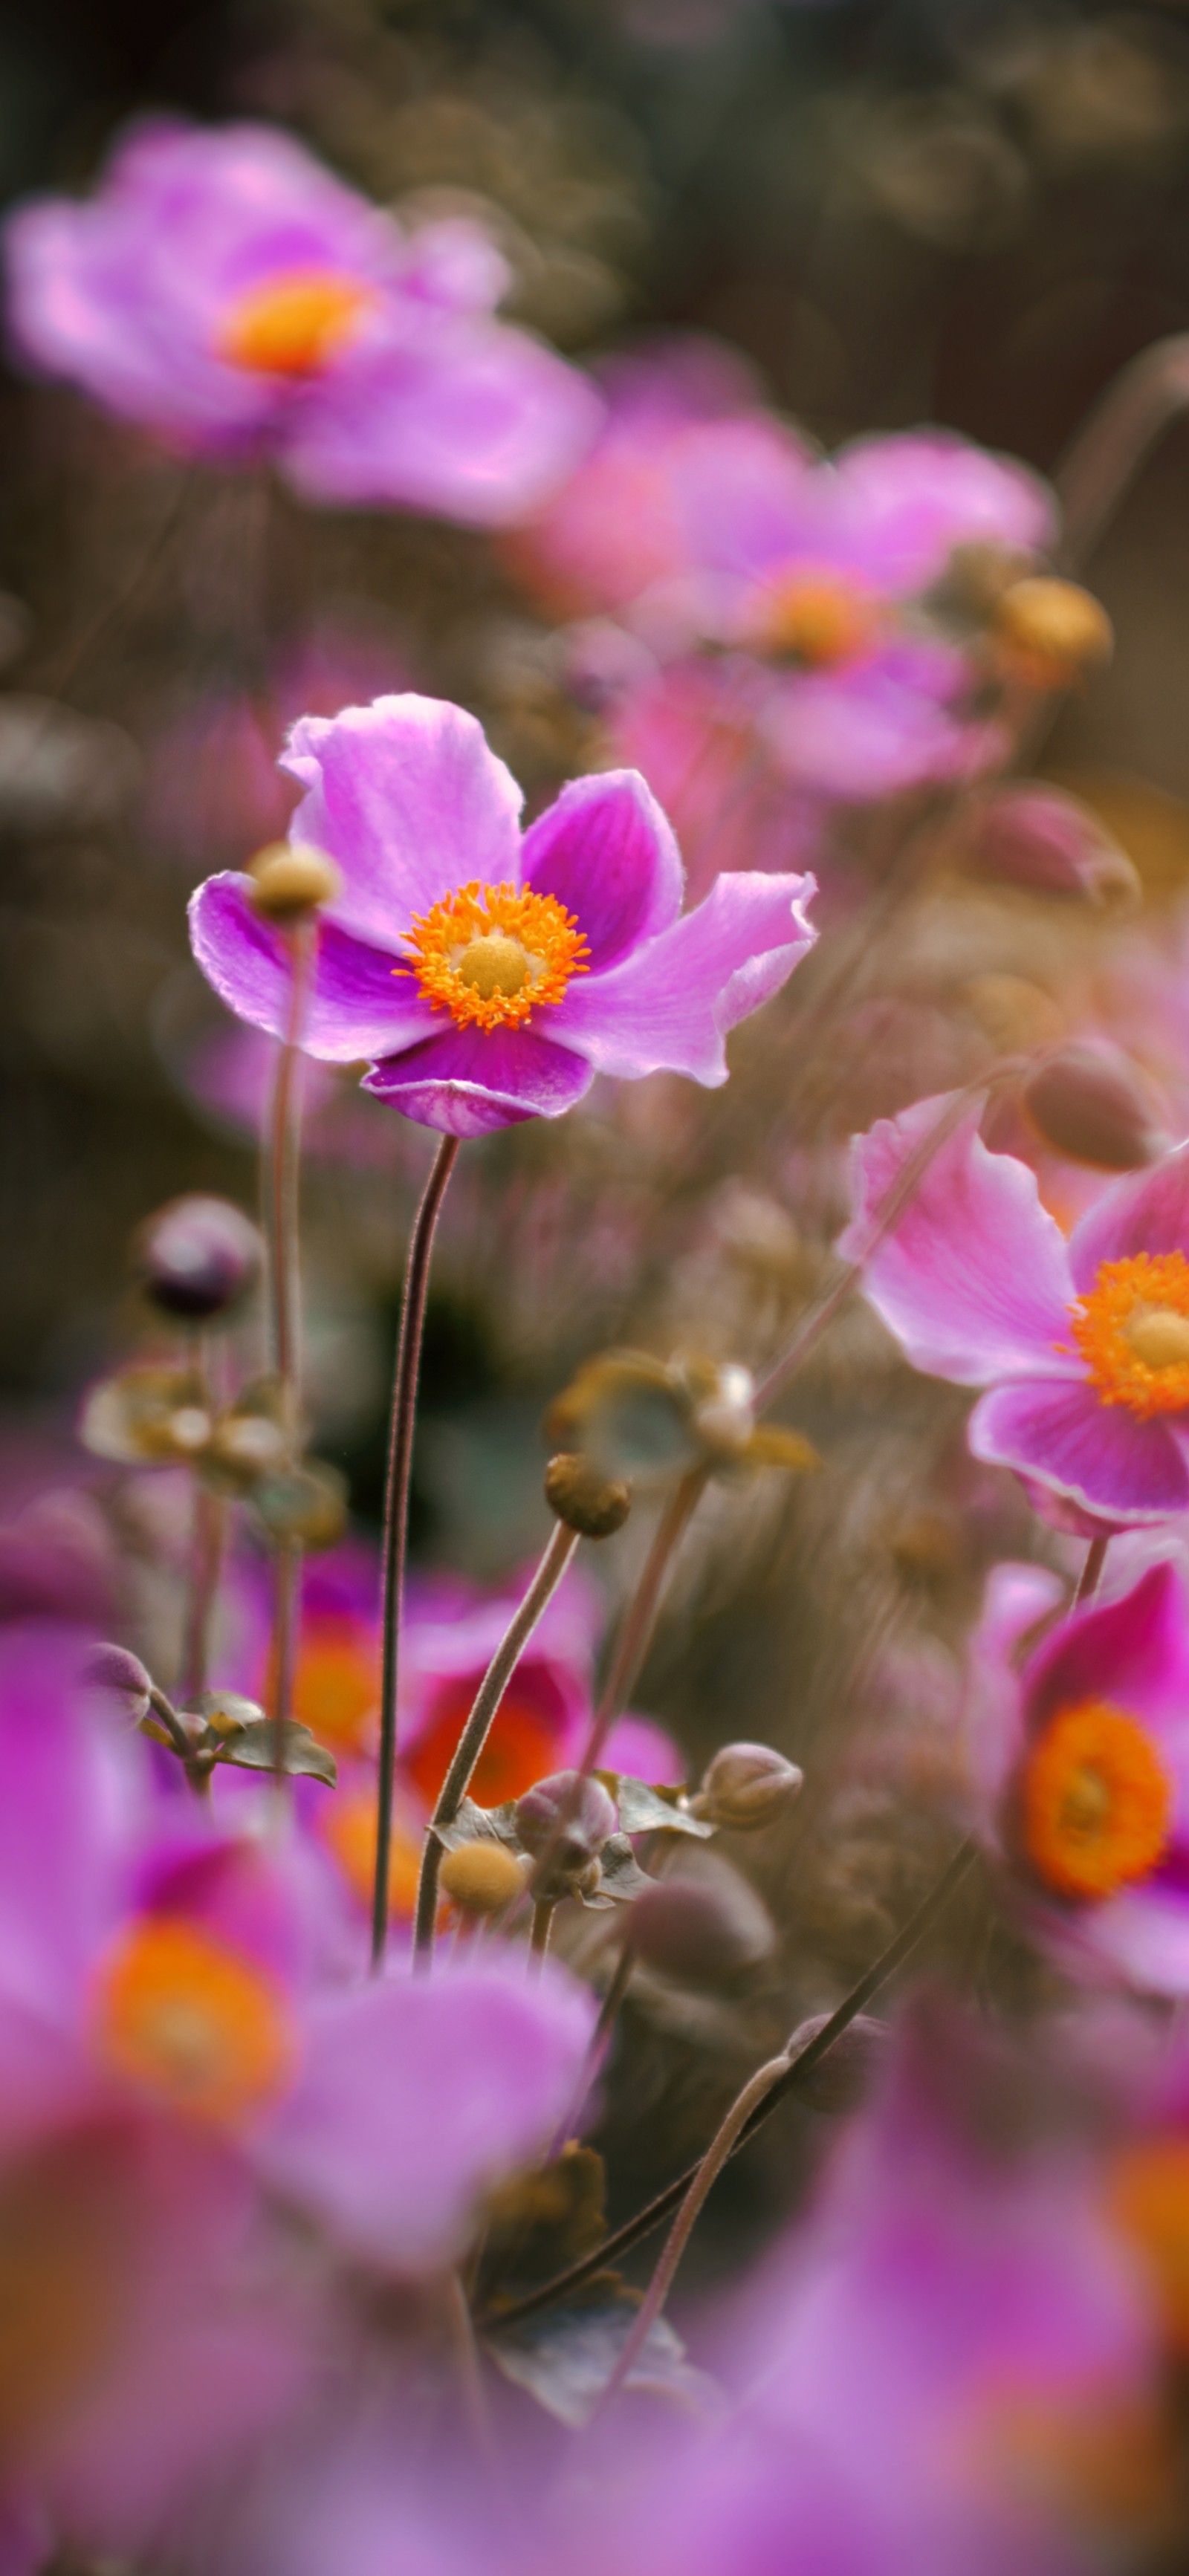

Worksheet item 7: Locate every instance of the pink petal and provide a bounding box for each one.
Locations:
[1071,1885,1189,1996]
[189,875,433,1063]
[279,695,523,947]
[970,1377,1189,1525]
[522,770,683,969]
[363,1022,594,1135]
[840,1095,1078,1386]
[547,870,816,1085]
[1069,1140,1189,1291]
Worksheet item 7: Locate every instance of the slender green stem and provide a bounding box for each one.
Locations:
[266,924,313,1789]
[1075,1534,1108,1609]
[372,1134,461,1970]
[413,1521,579,1965]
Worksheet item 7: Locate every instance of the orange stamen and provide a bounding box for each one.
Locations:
[218,269,375,376]
[403,1681,561,1809]
[92,1917,296,2125]
[401,880,589,1034]
[1022,1699,1172,1900]
[747,571,880,669]
[1069,1252,1189,1421]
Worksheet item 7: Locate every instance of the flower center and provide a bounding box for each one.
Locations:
[218,269,376,376]
[1021,1699,1173,1900]
[279,1615,378,1753]
[1069,1253,1189,1419]
[747,571,880,669]
[322,1790,424,1921]
[401,881,589,1033]
[92,1917,296,2125]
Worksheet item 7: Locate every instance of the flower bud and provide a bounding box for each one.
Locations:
[134,1194,262,1323]
[84,1641,152,1726]
[544,1453,632,1540]
[440,1840,525,1914]
[516,1771,618,1898]
[247,840,341,921]
[629,1862,774,1983]
[250,1461,348,1551]
[1023,1048,1167,1171]
[966,785,1139,906]
[692,1740,804,1830]
[784,2011,887,2114]
[993,577,1113,690]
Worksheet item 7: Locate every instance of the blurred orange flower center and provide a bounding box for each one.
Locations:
[404,1681,560,1808]
[1022,1699,1172,1900]
[749,571,879,669]
[1069,1253,1189,1418]
[219,269,376,376]
[93,1917,296,2124]
[323,1788,424,1919]
[1109,2135,1189,2352]
[401,881,589,1032]
[283,1616,378,1753]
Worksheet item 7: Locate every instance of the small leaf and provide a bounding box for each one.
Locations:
[186,1688,264,1739]
[216,1720,337,1787]
[436,1798,522,1855]
[584,1833,654,1907]
[597,1771,714,1840]
[485,2287,719,2429]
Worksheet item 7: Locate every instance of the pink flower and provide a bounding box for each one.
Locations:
[4,118,600,522]
[841,1093,1189,1531]
[189,692,817,1138]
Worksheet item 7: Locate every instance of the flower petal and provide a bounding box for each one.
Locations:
[188,875,434,1063]
[522,770,683,969]
[363,1022,594,1135]
[1067,1884,1189,1997]
[545,871,816,1085]
[279,695,524,947]
[1069,1140,1189,1291]
[970,1377,1189,1525]
[840,1096,1078,1385]
[1025,1563,1189,1753]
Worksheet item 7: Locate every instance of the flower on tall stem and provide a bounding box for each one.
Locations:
[841,1092,1189,1531]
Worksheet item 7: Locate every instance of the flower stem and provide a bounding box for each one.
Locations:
[1075,1534,1108,1608]
[266,923,313,1790]
[372,1132,460,1972]
[582,1467,707,1775]
[528,1899,555,1970]
[412,1519,579,1966]
[179,1485,226,1707]
[1054,334,1189,573]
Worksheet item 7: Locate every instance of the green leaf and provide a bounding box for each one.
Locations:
[597,1771,714,1840]
[436,1798,522,1855]
[583,1833,654,1907]
[186,1688,264,1739]
[215,1720,337,1788]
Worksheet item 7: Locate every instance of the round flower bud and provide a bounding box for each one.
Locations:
[544,1453,632,1540]
[247,841,342,921]
[967,784,1138,906]
[692,1740,804,1830]
[134,1195,262,1323]
[440,1840,525,1914]
[784,2011,887,2115]
[993,578,1113,690]
[515,1770,618,1897]
[84,1641,152,1726]
[1023,1048,1167,1172]
[629,1863,774,1984]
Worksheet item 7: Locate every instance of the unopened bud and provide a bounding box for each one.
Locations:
[994,577,1113,690]
[516,1770,618,1898]
[967,785,1139,906]
[630,1862,774,1983]
[785,2011,887,2114]
[440,1840,525,1914]
[247,841,341,921]
[135,1194,262,1323]
[1023,1048,1167,1171]
[85,1641,152,1725]
[692,1740,804,1830]
[544,1453,632,1540]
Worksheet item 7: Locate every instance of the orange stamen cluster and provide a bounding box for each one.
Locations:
[748,571,880,670]
[285,1616,378,1753]
[401,881,589,1033]
[218,269,375,376]
[1109,2134,1189,2352]
[1069,1253,1189,1421]
[1022,1699,1172,1901]
[92,1916,296,2126]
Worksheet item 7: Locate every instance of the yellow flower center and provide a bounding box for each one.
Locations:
[1069,1252,1189,1420]
[218,269,376,376]
[92,1917,296,2126]
[1109,2135,1189,2352]
[1022,1699,1173,1900]
[748,572,880,669]
[401,881,589,1033]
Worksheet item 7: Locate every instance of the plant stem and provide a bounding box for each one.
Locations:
[1054,333,1189,574]
[528,1899,555,1970]
[372,1132,460,1971]
[583,1467,707,1776]
[178,1485,226,1707]
[482,1836,977,2331]
[413,1519,579,1965]
[270,1537,301,1785]
[444,2270,500,2477]
[1075,1534,1108,1609]
[265,923,313,1791]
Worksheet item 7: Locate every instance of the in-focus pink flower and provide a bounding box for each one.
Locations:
[842,1094,1189,1531]
[4,119,600,522]
[189,692,817,1138]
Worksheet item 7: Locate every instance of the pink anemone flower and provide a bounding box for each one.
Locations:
[841,1092,1189,1532]
[4,118,600,522]
[189,692,817,1138]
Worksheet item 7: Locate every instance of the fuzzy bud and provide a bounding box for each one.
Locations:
[630,1861,774,1983]
[785,2011,887,2114]
[544,1453,632,1540]
[135,1195,262,1323]
[993,577,1113,690]
[1023,1048,1168,1171]
[516,1770,618,1898]
[85,1641,152,1725]
[247,841,341,921]
[966,784,1139,906]
[440,1840,525,1914]
[692,1739,804,1830]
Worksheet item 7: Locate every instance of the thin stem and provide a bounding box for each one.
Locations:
[528,1900,555,1970]
[443,2271,500,2478]
[413,1520,580,1965]
[1054,333,1189,574]
[178,1485,226,1706]
[271,1537,301,1785]
[482,1837,976,2331]
[1075,1534,1109,1609]
[372,1133,461,1972]
[583,1467,707,1775]
[265,924,313,1795]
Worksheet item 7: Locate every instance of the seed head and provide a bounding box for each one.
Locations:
[440,1841,525,1914]
[544,1453,632,1539]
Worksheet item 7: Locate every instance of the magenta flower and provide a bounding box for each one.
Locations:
[4,118,600,522]
[967,1560,1189,1996]
[189,692,817,1138]
[841,1092,1189,1531]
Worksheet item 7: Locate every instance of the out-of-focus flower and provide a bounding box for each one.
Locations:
[4,119,601,522]
[843,1094,1189,1530]
[962,782,1141,905]
[189,692,816,1138]
[545,1346,817,1484]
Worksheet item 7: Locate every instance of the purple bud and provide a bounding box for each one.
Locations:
[785,2011,887,2114]
[515,1771,618,1883]
[968,785,1138,906]
[135,1195,262,1323]
[693,1740,803,1830]
[629,1861,774,1983]
[85,1641,152,1725]
[1023,1048,1168,1170]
